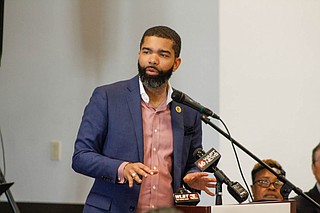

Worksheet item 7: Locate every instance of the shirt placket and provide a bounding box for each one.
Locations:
[150,111,160,209]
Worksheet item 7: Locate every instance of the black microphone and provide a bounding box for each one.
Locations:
[173,188,200,206]
[194,148,221,173]
[193,148,249,203]
[171,90,220,119]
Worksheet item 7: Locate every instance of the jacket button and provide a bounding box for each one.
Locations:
[129,206,135,211]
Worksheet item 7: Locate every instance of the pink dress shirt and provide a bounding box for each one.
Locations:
[136,99,174,213]
[118,80,174,213]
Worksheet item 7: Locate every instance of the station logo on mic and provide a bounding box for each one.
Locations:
[195,148,221,172]
[173,188,200,205]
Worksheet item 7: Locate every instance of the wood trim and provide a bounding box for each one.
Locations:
[0,202,84,213]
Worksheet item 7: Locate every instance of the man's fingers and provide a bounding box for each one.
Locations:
[124,162,157,187]
[206,183,216,188]
[196,172,209,177]
[201,177,216,182]
[127,175,134,188]
[204,188,215,196]
[127,163,155,176]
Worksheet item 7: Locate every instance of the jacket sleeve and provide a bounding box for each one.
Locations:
[72,87,122,184]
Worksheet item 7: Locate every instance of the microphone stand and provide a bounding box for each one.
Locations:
[201,114,320,210]
[0,168,20,213]
[215,180,223,205]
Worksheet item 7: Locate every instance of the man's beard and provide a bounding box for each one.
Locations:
[138,62,173,89]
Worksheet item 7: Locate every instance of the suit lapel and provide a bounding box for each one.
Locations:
[126,76,144,162]
[310,185,320,204]
[171,101,185,190]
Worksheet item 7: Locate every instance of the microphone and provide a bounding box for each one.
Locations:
[171,90,220,119]
[193,148,249,203]
[194,148,221,173]
[173,188,200,206]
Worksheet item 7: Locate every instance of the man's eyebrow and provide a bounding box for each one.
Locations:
[141,47,151,50]
[141,47,172,55]
[158,49,171,55]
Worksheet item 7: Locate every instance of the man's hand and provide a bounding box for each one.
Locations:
[183,172,216,196]
[123,162,158,187]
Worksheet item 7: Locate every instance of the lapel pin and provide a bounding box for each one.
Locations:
[175,106,182,113]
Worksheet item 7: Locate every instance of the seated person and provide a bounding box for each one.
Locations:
[251,159,286,201]
[294,143,320,213]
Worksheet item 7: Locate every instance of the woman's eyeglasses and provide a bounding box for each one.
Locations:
[254,180,284,189]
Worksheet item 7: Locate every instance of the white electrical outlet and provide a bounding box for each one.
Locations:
[50,140,61,160]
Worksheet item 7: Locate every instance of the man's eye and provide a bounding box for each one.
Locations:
[160,54,169,58]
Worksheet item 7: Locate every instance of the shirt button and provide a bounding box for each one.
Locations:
[153,148,156,152]
[152,185,157,190]
[154,129,158,133]
[153,166,157,170]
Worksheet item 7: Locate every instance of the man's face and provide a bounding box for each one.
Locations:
[138,36,181,88]
[312,149,320,183]
[251,169,284,201]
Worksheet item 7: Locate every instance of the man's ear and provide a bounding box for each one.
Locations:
[312,163,316,175]
[173,57,181,72]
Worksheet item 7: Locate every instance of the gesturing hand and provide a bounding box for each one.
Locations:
[183,172,216,196]
[123,162,158,187]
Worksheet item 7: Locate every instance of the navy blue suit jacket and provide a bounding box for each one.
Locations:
[72,75,202,213]
[295,184,320,213]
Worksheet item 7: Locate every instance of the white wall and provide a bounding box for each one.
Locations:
[0,0,219,205]
[219,0,320,204]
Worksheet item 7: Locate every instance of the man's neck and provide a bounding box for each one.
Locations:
[144,83,168,109]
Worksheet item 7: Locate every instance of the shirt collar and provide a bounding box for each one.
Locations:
[316,182,320,193]
[139,77,173,105]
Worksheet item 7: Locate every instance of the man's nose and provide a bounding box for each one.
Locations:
[148,54,159,65]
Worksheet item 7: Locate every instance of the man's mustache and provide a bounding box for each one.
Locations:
[145,66,160,73]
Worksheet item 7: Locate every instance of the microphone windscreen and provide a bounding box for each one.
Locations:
[171,90,184,102]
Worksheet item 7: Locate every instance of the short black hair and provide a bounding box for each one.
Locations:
[312,143,320,164]
[251,159,286,183]
[140,26,181,58]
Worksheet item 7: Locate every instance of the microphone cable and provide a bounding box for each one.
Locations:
[212,116,253,202]
[171,89,253,201]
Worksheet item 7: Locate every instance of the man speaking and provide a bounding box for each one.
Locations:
[72,26,216,213]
